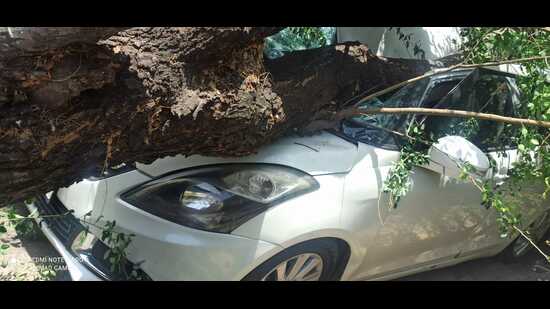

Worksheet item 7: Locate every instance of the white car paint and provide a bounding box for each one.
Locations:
[27,129,547,281]
[25,201,102,281]
[27,69,550,281]
[136,131,359,177]
[57,179,106,218]
[425,135,491,179]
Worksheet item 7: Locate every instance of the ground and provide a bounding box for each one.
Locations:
[1,203,549,281]
[400,230,550,281]
[0,204,70,281]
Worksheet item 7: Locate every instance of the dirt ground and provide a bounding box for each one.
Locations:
[0,204,70,281]
[1,203,549,281]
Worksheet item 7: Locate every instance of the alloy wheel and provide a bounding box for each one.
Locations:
[512,211,550,257]
[262,253,324,281]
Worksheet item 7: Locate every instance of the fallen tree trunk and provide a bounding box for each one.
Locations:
[0,27,433,204]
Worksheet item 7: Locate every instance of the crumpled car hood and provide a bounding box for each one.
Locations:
[136,131,359,177]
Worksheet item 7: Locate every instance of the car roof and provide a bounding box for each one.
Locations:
[430,67,520,81]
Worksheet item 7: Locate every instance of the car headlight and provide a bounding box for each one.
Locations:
[120,164,319,233]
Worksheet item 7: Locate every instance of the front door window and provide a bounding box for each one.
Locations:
[423,69,520,151]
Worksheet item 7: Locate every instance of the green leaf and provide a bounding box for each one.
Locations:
[0,244,9,250]
[531,139,540,146]
[518,144,526,151]
[0,225,7,234]
[521,127,528,136]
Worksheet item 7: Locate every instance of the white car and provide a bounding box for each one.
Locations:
[26,67,550,281]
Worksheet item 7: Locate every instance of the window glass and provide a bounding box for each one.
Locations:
[422,79,461,108]
[424,70,520,151]
[341,77,431,149]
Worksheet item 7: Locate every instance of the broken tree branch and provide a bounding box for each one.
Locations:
[298,55,550,133]
[0,27,128,55]
[0,32,434,204]
[352,55,550,107]
[340,107,550,129]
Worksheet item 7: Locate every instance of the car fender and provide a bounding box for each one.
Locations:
[231,173,363,280]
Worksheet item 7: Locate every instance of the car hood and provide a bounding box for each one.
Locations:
[136,131,359,177]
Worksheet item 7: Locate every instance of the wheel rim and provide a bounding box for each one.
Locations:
[513,211,550,257]
[262,253,324,281]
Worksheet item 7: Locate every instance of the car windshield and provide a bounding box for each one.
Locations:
[340,71,468,150]
[340,77,431,149]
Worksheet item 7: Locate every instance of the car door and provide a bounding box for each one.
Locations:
[448,70,549,254]
[350,71,494,279]
[421,69,530,255]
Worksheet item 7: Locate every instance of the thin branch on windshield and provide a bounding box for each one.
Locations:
[342,107,550,129]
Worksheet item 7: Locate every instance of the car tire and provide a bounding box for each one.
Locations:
[242,238,348,281]
[499,209,550,263]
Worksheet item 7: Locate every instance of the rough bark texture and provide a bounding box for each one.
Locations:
[0,27,432,205]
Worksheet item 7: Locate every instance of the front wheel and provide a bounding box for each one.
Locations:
[243,238,347,281]
[500,209,550,262]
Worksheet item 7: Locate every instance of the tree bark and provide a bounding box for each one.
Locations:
[0,27,432,204]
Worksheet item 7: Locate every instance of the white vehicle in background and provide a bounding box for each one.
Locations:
[26,67,550,281]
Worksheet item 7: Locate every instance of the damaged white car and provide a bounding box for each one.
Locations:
[25,67,550,281]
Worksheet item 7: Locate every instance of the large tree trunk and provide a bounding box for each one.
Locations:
[0,27,432,204]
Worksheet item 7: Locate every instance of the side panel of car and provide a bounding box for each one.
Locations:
[457,150,515,255]
[342,142,495,280]
[464,149,550,256]
[422,72,549,256]
[231,173,347,245]
[231,173,366,279]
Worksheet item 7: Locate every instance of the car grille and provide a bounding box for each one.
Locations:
[33,192,151,281]
[34,193,83,246]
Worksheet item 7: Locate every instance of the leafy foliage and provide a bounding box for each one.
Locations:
[0,203,146,280]
[0,205,39,240]
[382,122,430,207]
[1,26,549,279]
[462,28,549,239]
[384,27,550,260]
[388,27,427,60]
[81,214,145,280]
[264,27,336,59]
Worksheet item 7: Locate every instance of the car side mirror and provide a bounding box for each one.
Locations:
[423,135,490,179]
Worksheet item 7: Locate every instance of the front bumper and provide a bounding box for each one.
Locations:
[108,197,284,280]
[26,194,150,281]
[25,199,102,281]
[27,186,284,280]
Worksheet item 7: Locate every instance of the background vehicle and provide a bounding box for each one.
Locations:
[26,67,550,281]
